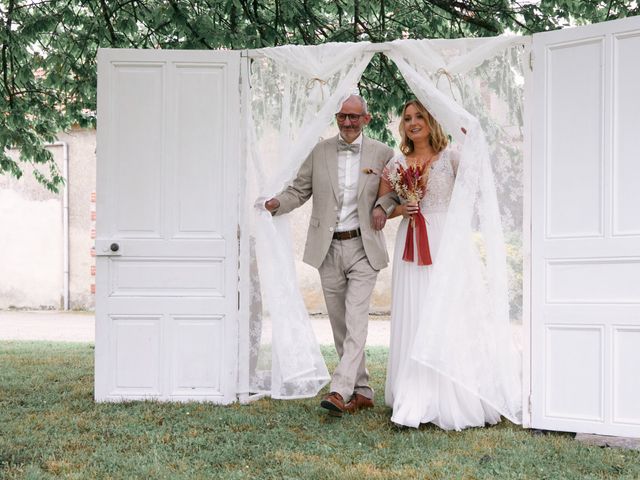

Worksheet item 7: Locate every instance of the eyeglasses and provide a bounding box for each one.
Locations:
[335,113,364,122]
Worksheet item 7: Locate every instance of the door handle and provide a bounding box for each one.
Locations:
[95,240,122,256]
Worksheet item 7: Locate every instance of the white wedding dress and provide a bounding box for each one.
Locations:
[385,148,502,430]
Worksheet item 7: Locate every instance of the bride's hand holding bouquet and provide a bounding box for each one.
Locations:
[401,201,420,218]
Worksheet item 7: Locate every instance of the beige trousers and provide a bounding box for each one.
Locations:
[318,236,378,402]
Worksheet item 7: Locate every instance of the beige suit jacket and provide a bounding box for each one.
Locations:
[274,135,395,270]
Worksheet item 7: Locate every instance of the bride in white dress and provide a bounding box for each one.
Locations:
[378,99,502,430]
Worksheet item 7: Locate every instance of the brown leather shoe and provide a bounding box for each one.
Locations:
[320,392,345,417]
[344,393,374,414]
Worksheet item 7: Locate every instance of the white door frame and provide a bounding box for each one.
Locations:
[521,37,534,428]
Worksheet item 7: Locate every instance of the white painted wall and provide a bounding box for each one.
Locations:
[0,127,96,310]
[0,187,63,308]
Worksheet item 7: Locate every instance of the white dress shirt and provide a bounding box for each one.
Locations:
[336,134,362,232]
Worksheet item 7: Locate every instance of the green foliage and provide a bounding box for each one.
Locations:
[1,0,638,191]
[2,341,640,479]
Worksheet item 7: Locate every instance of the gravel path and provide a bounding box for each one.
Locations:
[0,310,391,346]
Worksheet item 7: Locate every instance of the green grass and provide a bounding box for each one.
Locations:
[1,342,638,479]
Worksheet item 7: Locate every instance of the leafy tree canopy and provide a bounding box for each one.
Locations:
[1,0,637,191]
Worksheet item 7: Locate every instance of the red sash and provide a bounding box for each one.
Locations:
[402,209,432,266]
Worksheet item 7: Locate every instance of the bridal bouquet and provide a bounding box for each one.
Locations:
[385,163,432,266]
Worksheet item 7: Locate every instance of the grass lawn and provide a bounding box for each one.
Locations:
[1,341,638,479]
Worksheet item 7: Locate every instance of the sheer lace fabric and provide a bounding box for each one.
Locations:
[244,37,527,416]
[245,42,375,398]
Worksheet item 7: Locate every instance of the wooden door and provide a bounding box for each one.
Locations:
[530,15,640,437]
[95,49,240,403]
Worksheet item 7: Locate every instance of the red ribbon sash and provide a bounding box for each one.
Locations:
[402,209,432,266]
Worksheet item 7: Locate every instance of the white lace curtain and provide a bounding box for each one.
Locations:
[243,42,376,399]
[243,37,527,421]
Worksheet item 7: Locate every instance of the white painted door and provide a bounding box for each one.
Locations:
[95,49,240,403]
[531,15,640,437]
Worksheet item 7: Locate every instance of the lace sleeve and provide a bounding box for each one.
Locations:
[448,147,461,177]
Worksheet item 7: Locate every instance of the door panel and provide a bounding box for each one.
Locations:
[170,315,225,396]
[95,49,240,403]
[545,39,603,238]
[613,33,640,236]
[545,325,603,421]
[111,315,162,394]
[613,327,640,423]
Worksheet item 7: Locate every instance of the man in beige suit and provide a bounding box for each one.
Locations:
[265,95,396,416]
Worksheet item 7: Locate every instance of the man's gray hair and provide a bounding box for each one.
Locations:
[348,94,369,114]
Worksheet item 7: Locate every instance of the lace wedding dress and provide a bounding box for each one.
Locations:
[385,148,502,430]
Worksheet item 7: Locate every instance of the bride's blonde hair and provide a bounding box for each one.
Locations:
[399,99,448,155]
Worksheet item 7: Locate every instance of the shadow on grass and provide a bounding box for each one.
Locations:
[0,341,638,479]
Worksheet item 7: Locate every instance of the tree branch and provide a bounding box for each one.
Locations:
[354,0,360,40]
[98,0,118,45]
[426,0,501,34]
[605,0,614,20]
[2,0,15,106]
[168,0,213,49]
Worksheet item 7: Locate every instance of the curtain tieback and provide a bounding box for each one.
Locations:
[305,77,328,101]
[435,68,459,102]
